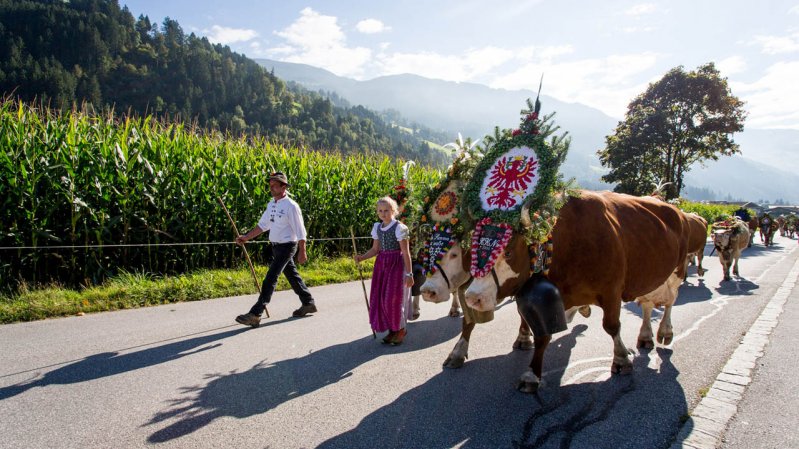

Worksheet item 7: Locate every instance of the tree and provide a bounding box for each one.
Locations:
[598,63,746,199]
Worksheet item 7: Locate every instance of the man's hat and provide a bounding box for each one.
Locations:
[269,171,289,186]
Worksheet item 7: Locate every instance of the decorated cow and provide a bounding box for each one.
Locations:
[759,213,777,246]
[414,135,484,322]
[711,217,750,280]
[450,97,690,393]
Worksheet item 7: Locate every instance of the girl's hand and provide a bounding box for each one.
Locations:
[404,274,415,288]
[353,254,361,263]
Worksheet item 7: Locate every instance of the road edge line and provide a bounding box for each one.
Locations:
[669,253,799,449]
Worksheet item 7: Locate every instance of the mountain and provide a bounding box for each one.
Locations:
[0,1,449,167]
[258,58,799,203]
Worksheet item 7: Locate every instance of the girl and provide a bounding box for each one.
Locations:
[354,196,415,345]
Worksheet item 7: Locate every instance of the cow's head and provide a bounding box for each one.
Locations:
[420,240,471,303]
[464,232,532,312]
[712,229,733,260]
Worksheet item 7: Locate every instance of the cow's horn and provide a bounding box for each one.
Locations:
[520,196,535,228]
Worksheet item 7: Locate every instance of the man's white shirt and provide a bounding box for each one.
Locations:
[257,196,307,243]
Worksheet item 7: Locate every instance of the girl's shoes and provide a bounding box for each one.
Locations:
[382,331,397,344]
[389,328,407,346]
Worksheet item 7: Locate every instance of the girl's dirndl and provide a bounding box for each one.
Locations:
[369,221,412,332]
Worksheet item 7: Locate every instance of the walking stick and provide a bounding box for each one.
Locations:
[218,197,270,318]
[350,226,376,339]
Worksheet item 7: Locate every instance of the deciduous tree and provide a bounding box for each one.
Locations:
[598,63,746,199]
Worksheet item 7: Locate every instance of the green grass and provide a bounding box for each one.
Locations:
[0,256,375,324]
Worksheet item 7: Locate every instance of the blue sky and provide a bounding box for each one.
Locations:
[121,1,799,130]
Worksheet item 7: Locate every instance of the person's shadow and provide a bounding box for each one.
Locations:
[145,316,462,443]
[316,323,688,449]
[0,326,249,401]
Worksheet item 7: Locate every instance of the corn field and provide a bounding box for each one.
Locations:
[0,100,441,292]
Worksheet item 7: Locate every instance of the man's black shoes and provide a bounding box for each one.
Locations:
[292,304,318,317]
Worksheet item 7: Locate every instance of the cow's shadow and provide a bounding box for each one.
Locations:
[0,326,249,401]
[316,325,688,449]
[145,316,462,443]
[714,277,759,296]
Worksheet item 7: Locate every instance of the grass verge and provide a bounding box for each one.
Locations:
[0,257,375,324]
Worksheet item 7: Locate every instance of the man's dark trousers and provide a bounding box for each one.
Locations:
[249,242,314,316]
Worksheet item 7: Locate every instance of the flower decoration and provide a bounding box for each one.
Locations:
[420,223,457,277]
[434,191,457,216]
[470,218,513,277]
[461,96,574,275]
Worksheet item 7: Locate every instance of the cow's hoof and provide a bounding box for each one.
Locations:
[517,379,540,394]
[517,370,541,393]
[578,305,591,318]
[448,308,460,317]
[697,268,706,276]
[443,356,466,369]
[513,339,534,350]
[611,362,633,375]
[637,338,654,350]
[658,334,673,345]
[410,312,420,321]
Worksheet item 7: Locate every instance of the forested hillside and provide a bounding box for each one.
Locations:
[0,0,449,166]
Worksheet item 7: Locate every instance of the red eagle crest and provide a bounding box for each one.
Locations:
[484,155,538,209]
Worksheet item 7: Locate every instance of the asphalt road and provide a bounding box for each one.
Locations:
[1,234,797,449]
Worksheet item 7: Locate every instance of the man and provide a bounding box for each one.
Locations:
[234,171,317,327]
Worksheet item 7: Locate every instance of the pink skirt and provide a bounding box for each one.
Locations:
[369,250,412,332]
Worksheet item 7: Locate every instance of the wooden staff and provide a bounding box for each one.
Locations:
[350,226,376,339]
[218,197,269,318]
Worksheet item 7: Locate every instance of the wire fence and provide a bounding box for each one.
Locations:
[0,236,373,251]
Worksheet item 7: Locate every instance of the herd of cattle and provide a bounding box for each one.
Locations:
[407,190,789,393]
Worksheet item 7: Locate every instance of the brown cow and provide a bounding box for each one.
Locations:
[464,190,689,392]
[711,218,750,280]
[747,217,758,247]
[760,214,777,246]
[684,212,708,277]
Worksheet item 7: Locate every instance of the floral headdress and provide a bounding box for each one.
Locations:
[461,88,574,278]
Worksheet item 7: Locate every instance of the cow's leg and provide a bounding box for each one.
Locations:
[448,292,461,317]
[565,305,591,323]
[733,257,740,277]
[657,304,674,345]
[721,260,731,281]
[518,335,551,394]
[637,301,655,349]
[604,307,633,375]
[697,253,706,277]
[411,294,421,320]
[443,319,475,369]
[513,316,533,350]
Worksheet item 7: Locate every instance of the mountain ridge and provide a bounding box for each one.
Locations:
[258,58,799,203]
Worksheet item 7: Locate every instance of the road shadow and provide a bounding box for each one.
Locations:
[0,326,248,401]
[145,315,463,443]
[315,325,687,449]
[714,278,759,296]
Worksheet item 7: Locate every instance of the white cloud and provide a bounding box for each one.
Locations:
[790,5,799,14]
[490,53,659,119]
[624,3,657,16]
[732,61,799,129]
[375,46,515,82]
[716,56,747,75]
[356,19,390,34]
[754,32,799,54]
[622,26,656,34]
[205,25,258,45]
[268,8,372,78]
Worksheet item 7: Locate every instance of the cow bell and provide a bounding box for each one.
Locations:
[515,275,567,336]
